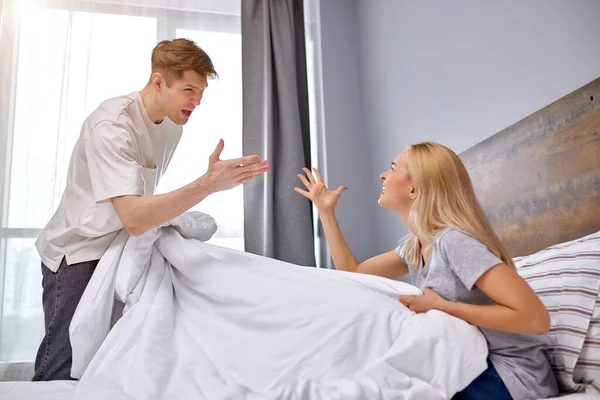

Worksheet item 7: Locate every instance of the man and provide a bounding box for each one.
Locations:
[33,38,269,381]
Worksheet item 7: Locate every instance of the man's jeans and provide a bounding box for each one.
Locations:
[32,258,98,381]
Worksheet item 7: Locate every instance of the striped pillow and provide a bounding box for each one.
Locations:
[573,290,600,394]
[515,230,600,393]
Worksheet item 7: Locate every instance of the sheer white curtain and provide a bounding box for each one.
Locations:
[0,0,244,379]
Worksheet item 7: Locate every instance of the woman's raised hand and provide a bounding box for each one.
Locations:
[294,167,347,215]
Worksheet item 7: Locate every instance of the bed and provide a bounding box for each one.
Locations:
[3,382,597,400]
[1,78,599,399]
[460,75,600,397]
[0,381,77,400]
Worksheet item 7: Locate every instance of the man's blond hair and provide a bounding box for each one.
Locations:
[151,38,217,84]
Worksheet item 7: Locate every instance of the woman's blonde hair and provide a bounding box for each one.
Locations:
[400,142,515,270]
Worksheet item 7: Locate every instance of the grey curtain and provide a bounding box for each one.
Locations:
[241,0,315,266]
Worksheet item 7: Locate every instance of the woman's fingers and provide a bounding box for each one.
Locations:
[313,167,324,184]
[303,167,316,185]
[294,187,311,199]
[298,173,312,189]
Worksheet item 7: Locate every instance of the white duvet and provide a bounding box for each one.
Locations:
[70,212,488,400]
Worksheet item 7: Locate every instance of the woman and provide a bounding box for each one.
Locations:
[295,142,558,400]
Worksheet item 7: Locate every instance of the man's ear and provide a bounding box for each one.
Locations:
[150,72,164,90]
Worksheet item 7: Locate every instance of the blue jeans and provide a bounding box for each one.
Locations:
[453,359,513,400]
[32,258,98,381]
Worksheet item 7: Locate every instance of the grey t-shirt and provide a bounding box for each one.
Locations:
[395,228,558,400]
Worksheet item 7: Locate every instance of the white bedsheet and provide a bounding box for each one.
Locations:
[69,212,489,400]
[0,381,77,400]
[1,381,597,400]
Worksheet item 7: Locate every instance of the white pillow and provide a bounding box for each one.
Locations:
[515,230,600,393]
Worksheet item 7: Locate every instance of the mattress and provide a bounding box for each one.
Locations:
[555,395,600,399]
[0,381,597,400]
[0,381,77,400]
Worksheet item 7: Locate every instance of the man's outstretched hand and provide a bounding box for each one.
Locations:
[204,139,269,192]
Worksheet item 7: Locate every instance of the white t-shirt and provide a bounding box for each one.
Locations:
[36,92,182,272]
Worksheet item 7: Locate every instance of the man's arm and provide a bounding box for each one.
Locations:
[111,139,269,236]
[111,175,213,236]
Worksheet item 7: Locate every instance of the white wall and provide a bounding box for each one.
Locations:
[320,0,600,259]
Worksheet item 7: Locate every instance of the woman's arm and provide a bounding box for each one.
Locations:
[400,263,550,334]
[296,167,408,279]
[320,212,408,278]
[439,263,550,333]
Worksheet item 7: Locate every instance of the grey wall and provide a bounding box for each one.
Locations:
[318,0,372,265]
[319,0,600,260]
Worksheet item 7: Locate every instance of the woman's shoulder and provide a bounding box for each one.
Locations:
[434,227,499,263]
[434,227,476,246]
[433,228,493,258]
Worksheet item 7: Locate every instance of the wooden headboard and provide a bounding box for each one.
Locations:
[460,77,600,258]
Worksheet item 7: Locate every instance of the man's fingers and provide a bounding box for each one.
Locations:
[240,175,257,184]
[240,160,269,173]
[238,167,269,181]
[209,139,225,163]
[232,170,268,186]
[228,154,262,167]
[227,161,269,180]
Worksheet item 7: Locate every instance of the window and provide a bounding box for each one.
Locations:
[156,27,244,251]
